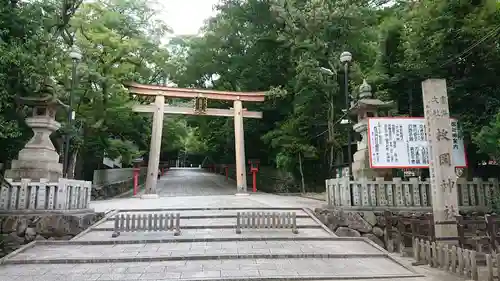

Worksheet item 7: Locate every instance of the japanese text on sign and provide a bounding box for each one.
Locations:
[368,118,467,168]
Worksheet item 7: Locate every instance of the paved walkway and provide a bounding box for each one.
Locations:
[0,169,471,281]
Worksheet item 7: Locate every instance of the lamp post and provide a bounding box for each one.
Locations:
[64,45,82,178]
[318,66,338,177]
[340,51,353,179]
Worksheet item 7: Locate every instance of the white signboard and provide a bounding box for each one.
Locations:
[368,117,467,168]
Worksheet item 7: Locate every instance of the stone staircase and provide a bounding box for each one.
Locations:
[0,207,429,280]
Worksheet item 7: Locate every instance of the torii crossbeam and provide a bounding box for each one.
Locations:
[126,82,266,197]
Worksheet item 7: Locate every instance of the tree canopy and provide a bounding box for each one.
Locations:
[1,0,499,189]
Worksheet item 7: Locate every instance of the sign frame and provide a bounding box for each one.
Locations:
[367,117,468,169]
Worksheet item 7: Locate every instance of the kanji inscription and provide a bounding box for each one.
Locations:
[422,79,459,240]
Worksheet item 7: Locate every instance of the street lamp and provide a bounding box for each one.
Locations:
[340,51,353,179]
[64,45,82,178]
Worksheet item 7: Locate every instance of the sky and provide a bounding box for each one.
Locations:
[157,0,220,36]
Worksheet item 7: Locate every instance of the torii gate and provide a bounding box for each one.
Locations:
[126,82,265,198]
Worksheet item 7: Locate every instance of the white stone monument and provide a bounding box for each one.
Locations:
[351,80,394,180]
[422,79,458,241]
[5,95,64,181]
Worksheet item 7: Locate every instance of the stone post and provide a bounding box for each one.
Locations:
[422,79,458,241]
[143,95,165,199]
[233,100,248,194]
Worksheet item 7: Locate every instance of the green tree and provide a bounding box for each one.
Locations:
[0,0,82,162]
[376,0,500,167]
[475,112,500,164]
[66,0,171,178]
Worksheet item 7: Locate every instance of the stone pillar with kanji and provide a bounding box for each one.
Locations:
[422,79,458,241]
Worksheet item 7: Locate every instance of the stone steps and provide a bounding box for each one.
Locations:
[0,257,425,280]
[108,208,310,218]
[0,205,427,281]
[6,253,388,265]
[6,239,385,263]
[105,214,311,220]
[73,228,333,241]
[94,217,320,230]
[27,236,360,244]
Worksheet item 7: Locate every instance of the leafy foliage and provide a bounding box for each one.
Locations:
[165,0,500,190]
[1,0,500,189]
[475,112,500,164]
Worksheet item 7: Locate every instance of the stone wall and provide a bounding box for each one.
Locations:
[315,207,489,252]
[91,174,146,200]
[91,168,148,200]
[217,165,300,193]
[315,207,388,249]
[92,167,147,187]
[0,212,103,257]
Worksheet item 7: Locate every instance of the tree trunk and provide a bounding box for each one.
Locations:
[298,152,306,194]
[67,148,79,179]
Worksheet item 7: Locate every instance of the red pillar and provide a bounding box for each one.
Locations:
[251,168,258,192]
[133,167,139,195]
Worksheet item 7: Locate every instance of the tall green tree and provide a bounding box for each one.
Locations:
[65,0,172,178]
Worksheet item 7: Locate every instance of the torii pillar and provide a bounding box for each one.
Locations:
[233,99,247,194]
[142,95,164,199]
[126,83,265,198]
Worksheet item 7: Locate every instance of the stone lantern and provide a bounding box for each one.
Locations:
[5,93,65,181]
[351,80,394,180]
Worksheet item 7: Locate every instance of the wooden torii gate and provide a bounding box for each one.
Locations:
[126,82,266,198]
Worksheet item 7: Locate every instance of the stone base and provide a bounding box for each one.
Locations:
[6,159,62,182]
[17,147,60,163]
[352,149,391,180]
[140,193,160,199]
[234,193,249,196]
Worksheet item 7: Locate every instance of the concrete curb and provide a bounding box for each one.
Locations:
[104,214,311,220]
[22,236,386,245]
[115,207,304,212]
[4,252,392,265]
[0,241,37,265]
[90,225,323,231]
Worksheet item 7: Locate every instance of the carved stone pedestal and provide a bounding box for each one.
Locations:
[5,97,63,181]
[350,80,394,180]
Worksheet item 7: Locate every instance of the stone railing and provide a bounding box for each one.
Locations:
[325,177,499,210]
[0,178,92,212]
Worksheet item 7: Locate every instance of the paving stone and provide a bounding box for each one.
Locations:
[6,240,386,262]
[180,270,221,279]
[140,272,182,279]
[259,269,300,276]
[96,273,143,280]
[221,269,260,278]
[74,228,332,241]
